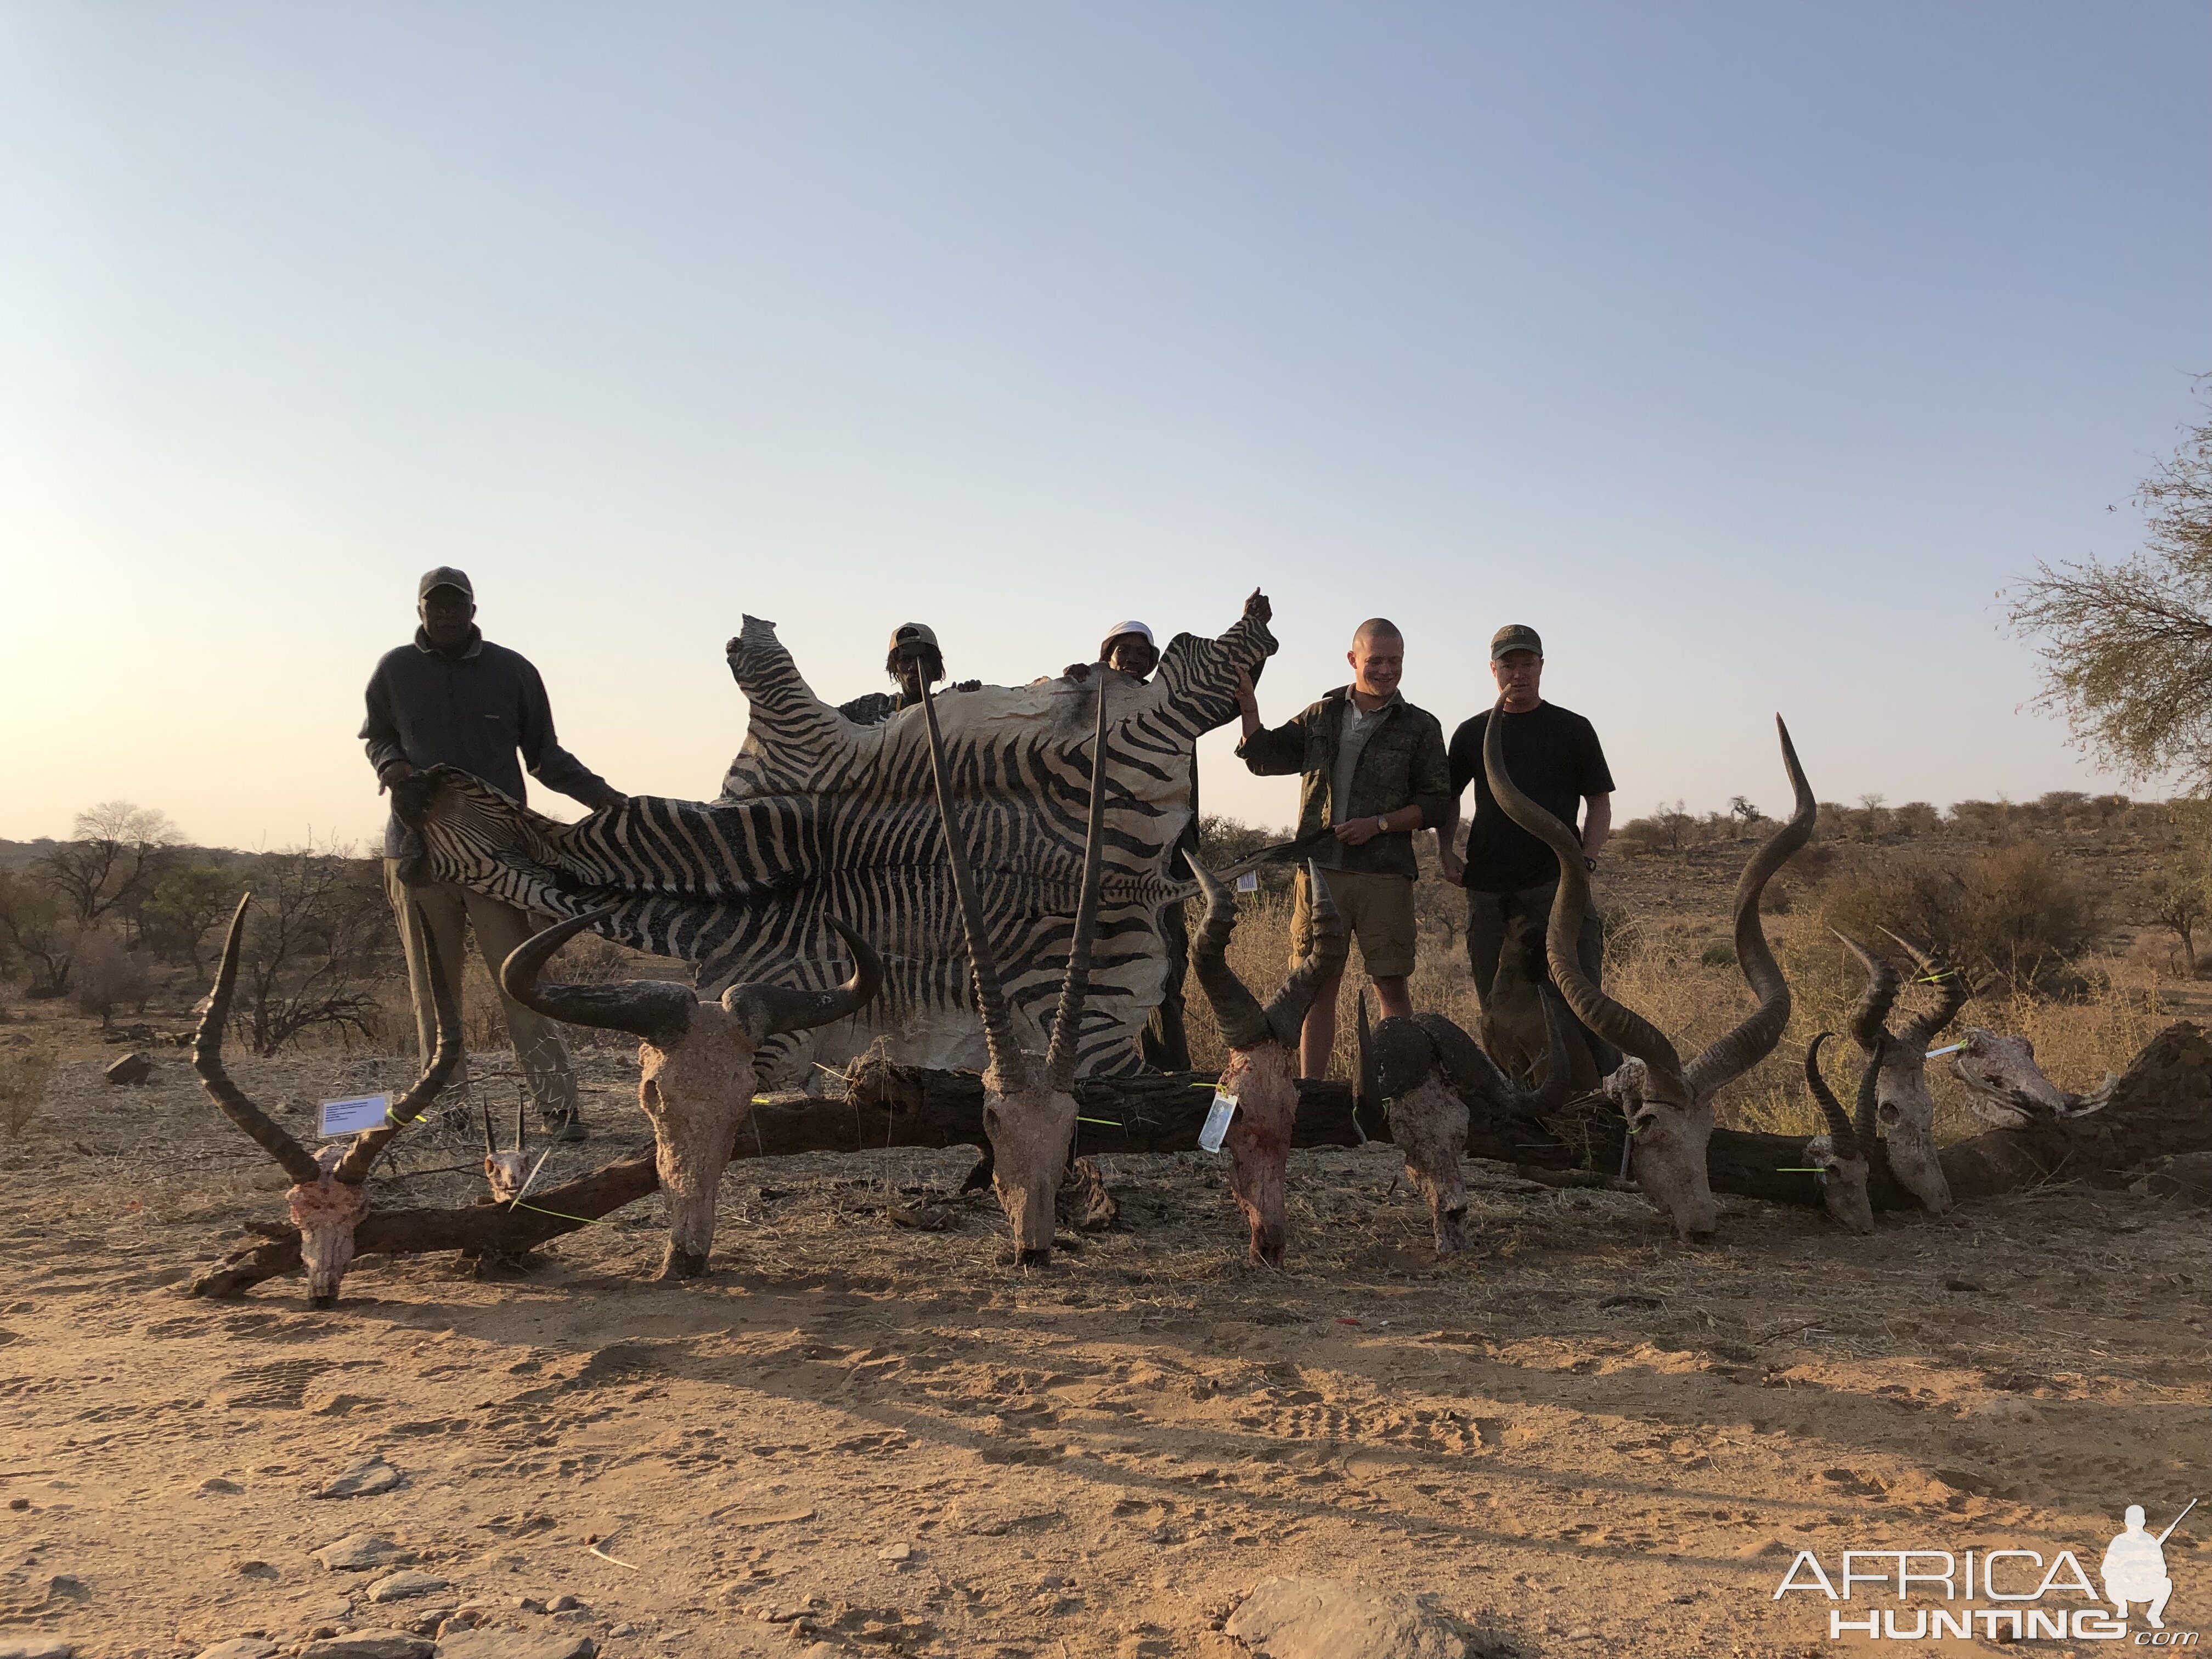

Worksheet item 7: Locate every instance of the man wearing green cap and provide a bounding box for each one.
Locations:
[1441,623,1617,1073]
[363,568,626,1138]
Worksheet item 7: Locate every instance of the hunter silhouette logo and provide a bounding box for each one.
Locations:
[1771,1498,2198,1643]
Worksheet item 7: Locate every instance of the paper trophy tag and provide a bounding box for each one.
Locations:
[318,1094,390,1137]
[1236,871,1260,893]
[1198,1092,1238,1153]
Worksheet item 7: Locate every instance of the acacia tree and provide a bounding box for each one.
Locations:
[2010,393,2212,787]
[36,802,179,930]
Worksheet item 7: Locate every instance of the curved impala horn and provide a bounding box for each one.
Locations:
[334,915,463,1183]
[1045,678,1112,1093]
[193,894,324,1187]
[920,680,1031,1093]
[501,904,698,1049]
[1803,1032,1861,1163]
[1188,858,1272,1051]
[1483,700,1685,1097]
[1833,932,1900,1053]
[1853,1045,1881,1150]
[1264,862,1347,1049]
[1683,715,1816,1099]
[726,918,884,1037]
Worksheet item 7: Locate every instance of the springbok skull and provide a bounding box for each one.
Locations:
[1185,857,1346,1266]
[1833,930,1967,1213]
[1802,1032,1876,1235]
[1487,708,1816,1240]
[481,1094,531,1206]
[918,670,1110,1266]
[1363,1000,1571,1254]
[192,893,461,1307]
[1949,1028,2117,1130]
[502,907,883,1279]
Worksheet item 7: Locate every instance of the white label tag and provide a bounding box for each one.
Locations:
[1198,1092,1238,1153]
[318,1094,390,1137]
[1236,871,1259,893]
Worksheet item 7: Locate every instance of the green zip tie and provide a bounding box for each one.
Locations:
[509,1200,605,1226]
[1076,1116,1120,1127]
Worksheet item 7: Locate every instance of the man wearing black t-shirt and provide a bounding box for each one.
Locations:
[1439,624,1618,1074]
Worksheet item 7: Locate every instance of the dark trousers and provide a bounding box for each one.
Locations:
[1142,898,1192,1073]
[1465,881,1620,1076]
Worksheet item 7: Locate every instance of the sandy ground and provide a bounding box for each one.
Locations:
[2,1030,2208,1659]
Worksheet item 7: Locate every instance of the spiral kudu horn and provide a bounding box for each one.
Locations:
[1803,1032,1862,1164]
[333,916,463,1183]
[193,894,324,1187]
[1265,863,1347,1049]
[1482,701,1685,1098]
[1681,716,1816,1099]
[1834,932,1901,1054]
[920,680,1031,1093]
[1189,858,1272,1051]
[501,904,698,1049]
[1044,676,1111,1093]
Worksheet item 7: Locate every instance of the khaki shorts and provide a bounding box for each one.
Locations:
[1291,865,1417,980]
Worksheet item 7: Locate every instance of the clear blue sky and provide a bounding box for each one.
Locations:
[3,3,2207,850]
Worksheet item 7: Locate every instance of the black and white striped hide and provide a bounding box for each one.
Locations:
[399,607,1276,1080]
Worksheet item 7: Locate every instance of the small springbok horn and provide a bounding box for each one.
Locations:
[501,904,698,1049]
[334,918,463,1182]
[920,679,1031,1093]
[194,894,324,1187]
[724,917,884,1037]
[1484,699,1686,1099]
[1880,928,1970,1052]
[1045,676,1112,1093]
[1682,716,1817,1100]
[1264,862,1347,1050]
[1832,932,1901,1054]
[1803,1032,1861,1163]
[1188,857,1272,1051]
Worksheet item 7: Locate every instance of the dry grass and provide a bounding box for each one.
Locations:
[0,1040,55,1139]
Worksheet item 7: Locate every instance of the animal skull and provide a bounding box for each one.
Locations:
[1949,1028,2117,1129]
[1801,1032,1875,1235]
[193,894,461,1307]
[503,909,883,1279]
[1833,931,1967,1213]
[1186,858,1346,1266]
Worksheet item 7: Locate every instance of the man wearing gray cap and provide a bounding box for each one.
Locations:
[362,568,625,1139]
[1441,623,1617,1074]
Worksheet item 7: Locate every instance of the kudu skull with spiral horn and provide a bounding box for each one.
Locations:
[501,908,882,1279]
[192,894,462,1307]
[1486,709,1816,1239]
[1186,856,1346,1266]
[1832,930,1967,1212]
[919,669,1111,1266]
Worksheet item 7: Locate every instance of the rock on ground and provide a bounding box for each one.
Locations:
[316,1533,413,1572]
[0,1640,77,1659]
[1225,1576,1468,1659]
[193,1641,279,1659]
[104,1052,153,1085]
[365,1570,450,1603]
[296,1634,434,1659]
[432,1630,599,1659]
[314,1457,405,1499]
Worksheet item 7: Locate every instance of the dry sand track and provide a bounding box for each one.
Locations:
[1,1038,2207,1658]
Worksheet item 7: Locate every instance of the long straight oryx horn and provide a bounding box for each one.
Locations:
[501,903,698,1048]
[334,916,463,1182]
[920,679,1031,1093]
[1880,929,1970,1052]
[1833,932,1900,1054]
[1483,700,1687,1098]
[1264,862,1347,1049]
[725,918,884,1037]
[193,894,324,1187]
[1803,1033,1861,1163]
[1045,677,1111,1093]
[1188,857,1272,1050]
[1683,716,1817,1099]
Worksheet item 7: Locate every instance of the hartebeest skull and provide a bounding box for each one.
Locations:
[1802,1032,1876,1235]
[1833,930,1967,1213]
[1364,1001,1571,1253]
[502,908,883,1279]
[1486,708,1816,1240]
[1949,1028,2117,1129]
[1186,857,1346,1266]
[192,894,461,1307]
[918,670,1111,1265]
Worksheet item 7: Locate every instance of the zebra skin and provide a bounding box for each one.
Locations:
[398,604,1277,1078]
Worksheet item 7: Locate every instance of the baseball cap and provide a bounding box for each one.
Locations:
[1490,623,1543,661]
[1099,620,1155,655]
[419,566,474,602]
[889,622,940,652]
